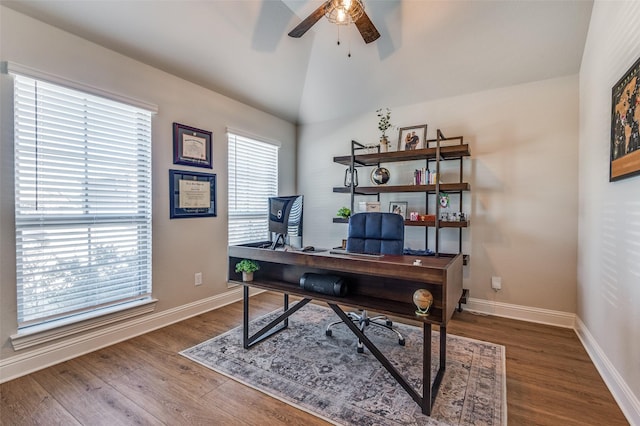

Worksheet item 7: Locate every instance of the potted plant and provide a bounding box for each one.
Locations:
[235,259,260,282]
[337,206,351,220]
[376,108,393,152]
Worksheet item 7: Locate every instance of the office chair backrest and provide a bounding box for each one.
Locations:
[346,212,404,255]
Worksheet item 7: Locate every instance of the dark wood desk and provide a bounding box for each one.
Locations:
[228,245,463,416]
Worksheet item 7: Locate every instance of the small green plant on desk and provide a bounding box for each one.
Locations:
[337,207,351,219]
[235,259,260,282]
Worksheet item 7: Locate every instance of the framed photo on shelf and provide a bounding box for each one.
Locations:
[173,122,213,168]
[397,124,427,151]
[610,56,640,182]
[169,169,217,219]
[389,201,408,219]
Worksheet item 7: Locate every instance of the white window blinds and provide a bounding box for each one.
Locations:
[12,73,153,328]
[227,132,278,245]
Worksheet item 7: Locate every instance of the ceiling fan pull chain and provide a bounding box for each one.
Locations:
[337,24,341,46]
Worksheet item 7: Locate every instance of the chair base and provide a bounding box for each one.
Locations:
[326,310,405,353]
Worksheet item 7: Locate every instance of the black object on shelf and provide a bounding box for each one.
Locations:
[299,273,347,297]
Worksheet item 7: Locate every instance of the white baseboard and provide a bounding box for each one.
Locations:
[463,297,576,328]
[575,317,640,426]
[0,286,262,384]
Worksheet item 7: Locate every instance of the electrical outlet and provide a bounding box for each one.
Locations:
[491,276,502,291]
[195,272,203,286]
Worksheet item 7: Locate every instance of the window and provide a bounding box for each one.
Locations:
[12,72,153,330]
[227,132,278,245]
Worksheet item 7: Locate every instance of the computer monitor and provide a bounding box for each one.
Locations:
[268,195,303,250]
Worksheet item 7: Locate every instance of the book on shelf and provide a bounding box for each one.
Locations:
[413,168,438,185]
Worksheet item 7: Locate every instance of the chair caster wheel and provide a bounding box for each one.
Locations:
[399,338,405,346]
[326,329,332,337]
[386,320,393,326]
[357,346,364,353]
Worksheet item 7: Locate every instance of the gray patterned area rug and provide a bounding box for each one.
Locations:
[180,303,506,425]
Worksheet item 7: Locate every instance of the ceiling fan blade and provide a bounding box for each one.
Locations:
[288,1,330,38]
[354,11,380,43]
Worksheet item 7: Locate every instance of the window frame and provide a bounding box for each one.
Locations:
[7,62,157,344]
[227,129,280,246]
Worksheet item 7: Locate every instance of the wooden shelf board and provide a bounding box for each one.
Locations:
[404,220,469,228]
[335,219,469,228]
[333,182,470,194]
[232,278,444,324]
[333,143,470,166]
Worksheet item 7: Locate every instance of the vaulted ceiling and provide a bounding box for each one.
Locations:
[2,0,593,124]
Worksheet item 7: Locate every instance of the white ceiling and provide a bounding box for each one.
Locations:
[2,0,593,124]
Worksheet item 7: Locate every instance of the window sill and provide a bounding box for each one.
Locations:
[10,298,158,351]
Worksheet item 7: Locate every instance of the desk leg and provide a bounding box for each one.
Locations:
[242,285,311,349]
[420,324,448,415]
[423,324,432,416]
[428,325,447,412]
[284,294,289,328]
[440,325,447,371]
[327,303,448,416]
[327,303,429,413]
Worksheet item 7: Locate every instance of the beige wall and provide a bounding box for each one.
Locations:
[578,0,640,421]
[0,7,296,367]
[298,75,579,314]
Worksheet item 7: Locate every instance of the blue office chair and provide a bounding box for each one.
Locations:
[326,212,406,352]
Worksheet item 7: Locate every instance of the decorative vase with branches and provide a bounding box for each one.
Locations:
[377,108,393,152]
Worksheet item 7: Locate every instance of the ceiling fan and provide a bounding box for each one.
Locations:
[288,0,380,44]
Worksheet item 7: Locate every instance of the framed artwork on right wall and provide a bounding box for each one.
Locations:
[610,56,640,182]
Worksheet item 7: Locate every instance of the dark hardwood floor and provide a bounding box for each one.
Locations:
[0,292,629,425]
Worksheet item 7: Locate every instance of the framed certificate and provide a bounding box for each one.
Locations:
[169,170,217,218]
[173,122,213,168]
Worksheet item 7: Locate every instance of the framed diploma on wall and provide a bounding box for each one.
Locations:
[173,122,213,168]
[169,170,217,218]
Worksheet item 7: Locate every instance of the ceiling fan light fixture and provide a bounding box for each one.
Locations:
[287,0,379,44]
[325,0,365,25]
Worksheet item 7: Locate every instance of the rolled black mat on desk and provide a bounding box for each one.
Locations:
[299,273,347,297]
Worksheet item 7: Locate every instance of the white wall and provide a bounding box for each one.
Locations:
[0,7,296,373]
[578,1,640,422]
[299,75,579,316]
